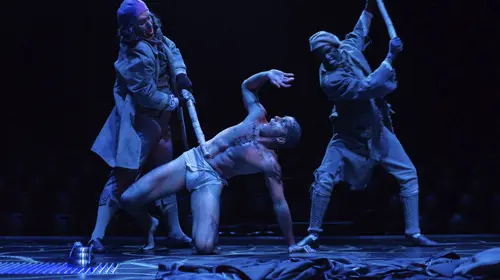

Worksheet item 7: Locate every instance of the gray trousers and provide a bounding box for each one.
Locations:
[99,112,177,209]
[309,126,420,235]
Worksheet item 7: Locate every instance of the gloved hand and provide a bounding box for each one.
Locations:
[176,73,193,91]
[387,37,403,60]
[164,94,179,111]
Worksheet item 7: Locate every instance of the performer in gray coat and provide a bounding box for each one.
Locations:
[298,0,438,248]
[89,0,192,252]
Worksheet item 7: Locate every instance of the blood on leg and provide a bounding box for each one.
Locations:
[190,184,223,254]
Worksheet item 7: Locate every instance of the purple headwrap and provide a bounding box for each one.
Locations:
[117,0,149,27]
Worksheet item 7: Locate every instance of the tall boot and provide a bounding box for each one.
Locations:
[401,194,438,246]
[298,190,331,248]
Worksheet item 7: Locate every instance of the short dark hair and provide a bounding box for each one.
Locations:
[281,117,301,148]
[118,23,140,44]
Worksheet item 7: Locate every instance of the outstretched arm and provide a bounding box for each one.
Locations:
[243,149,313,253]
[263,160,295,246]
[263,161,315,253]
[241,70,294,118]
[266,177,295,245]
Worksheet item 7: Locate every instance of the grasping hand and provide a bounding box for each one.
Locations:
[288,244,316,253]
[267,70,295,88]
[180,89,196,104]
[389,37,403,56]
[385,37,403,64]
[164,94,179,111]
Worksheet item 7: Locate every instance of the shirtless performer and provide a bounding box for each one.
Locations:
[121,69,314,254]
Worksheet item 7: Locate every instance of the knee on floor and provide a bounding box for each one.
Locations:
[193,238,216,255]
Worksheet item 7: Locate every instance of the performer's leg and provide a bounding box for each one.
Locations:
[150,134,191,244]
[380,127,437,246]
[190,184,223,255]
[121,155,188,238]
[298,139,342,248]
[90,114,166,251]
[90,168,138,252]
[156,195,191,243]
[308,171,337,237]
[297,171,337,248]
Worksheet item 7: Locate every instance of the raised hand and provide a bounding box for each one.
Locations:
[267,70,295,88]
[389,37,403,56]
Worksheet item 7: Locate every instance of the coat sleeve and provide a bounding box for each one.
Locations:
[163,36,187,76]
[342,11,373,52]
[123,43,173,110]
[321,62,397,101]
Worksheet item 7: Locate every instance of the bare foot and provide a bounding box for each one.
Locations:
[192,246,222,255]
[168,234,193,248]
[169,233,192,242]
[141,217,159,251]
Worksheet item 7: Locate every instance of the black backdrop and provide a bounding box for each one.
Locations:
[2,0,500,237]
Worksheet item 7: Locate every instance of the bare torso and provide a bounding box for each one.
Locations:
[202,114,277,180]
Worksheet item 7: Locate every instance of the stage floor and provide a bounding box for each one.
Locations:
[0,235,498,279]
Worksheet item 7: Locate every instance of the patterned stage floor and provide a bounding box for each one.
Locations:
[0,235,498,279]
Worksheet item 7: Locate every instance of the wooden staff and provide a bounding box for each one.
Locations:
[181,89,210,158]
[176,105,189,151]
[376,0,397,39]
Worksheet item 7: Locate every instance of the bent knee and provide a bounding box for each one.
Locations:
[311,171,336,196]
[194,239,216,255]
[399,169,419,197]
[400,182,419,197]
[120,190,136,207]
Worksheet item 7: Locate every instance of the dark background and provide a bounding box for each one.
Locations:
[2,0,500,237]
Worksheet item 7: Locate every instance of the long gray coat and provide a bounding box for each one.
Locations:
[91,36,187,170]
[313,11,400,190]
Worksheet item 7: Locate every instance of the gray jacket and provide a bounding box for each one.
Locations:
[320,11,396,141]
[91,36,187,169]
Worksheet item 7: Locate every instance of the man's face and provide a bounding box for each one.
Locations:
[268,116,289,135]
[136,10,154,38]
[263,116,296,142]
[318,44,342,70]
[260,116,300,147]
